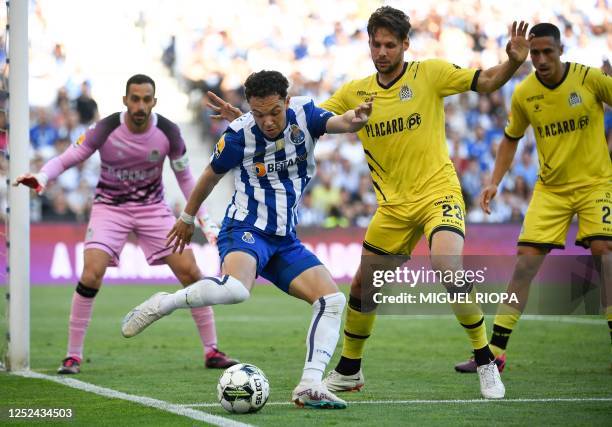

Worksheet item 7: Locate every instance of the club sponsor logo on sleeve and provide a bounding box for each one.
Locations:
[214,135,226,158]
[75,134,86,146]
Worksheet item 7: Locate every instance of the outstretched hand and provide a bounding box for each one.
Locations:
[206,91,242,122]
[352,96,374,123]
[13,173,46,195]
[166,219,195,254]
[506,21,530,65]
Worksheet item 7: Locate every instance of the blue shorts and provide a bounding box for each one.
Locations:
[217,218,322,293]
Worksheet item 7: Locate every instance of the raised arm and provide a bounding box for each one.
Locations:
[166,165,225,253]
[15,114,116,194]
[325,98,373,134]
[475,21,529,93]
[479,136,520,214]
[13,141,96,194]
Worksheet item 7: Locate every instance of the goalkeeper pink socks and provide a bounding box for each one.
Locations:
[66,291,96,361]
[190,306,218,355]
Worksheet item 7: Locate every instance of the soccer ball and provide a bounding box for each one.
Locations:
[217,363,270,414]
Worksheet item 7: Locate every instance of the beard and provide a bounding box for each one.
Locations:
[374,58,403,76]
[130,111,148,125]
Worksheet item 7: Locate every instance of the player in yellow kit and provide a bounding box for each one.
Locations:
[455,23,612,373]
[318,7,530,399]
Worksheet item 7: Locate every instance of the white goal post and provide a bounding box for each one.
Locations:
[5,0,30,371]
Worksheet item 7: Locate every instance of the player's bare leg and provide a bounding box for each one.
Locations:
[165,250,238,369]
[289,265,347,409]
[431,230,504,398]
[58,249,110,374]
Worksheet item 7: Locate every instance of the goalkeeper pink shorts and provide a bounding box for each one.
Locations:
[84,202,184,266]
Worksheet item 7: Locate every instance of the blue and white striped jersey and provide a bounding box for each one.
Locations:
[210,97,334,236]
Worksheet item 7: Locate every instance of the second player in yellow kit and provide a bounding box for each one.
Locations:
[505,61,612,248]
[455,23,612,374]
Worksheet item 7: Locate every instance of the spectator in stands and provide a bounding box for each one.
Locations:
[30,107,59,159]
[513,150,539,189]
[75,81,99,125]
[43,192,78,223]
[311,172,341,216]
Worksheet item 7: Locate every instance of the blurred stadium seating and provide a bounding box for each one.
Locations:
[2,0,610,225]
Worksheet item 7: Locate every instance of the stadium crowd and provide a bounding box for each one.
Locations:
[3,0,611,225]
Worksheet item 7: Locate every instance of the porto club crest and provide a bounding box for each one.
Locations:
[289,124,305,145]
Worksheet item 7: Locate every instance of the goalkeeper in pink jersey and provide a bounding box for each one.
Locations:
[15,74,237,374]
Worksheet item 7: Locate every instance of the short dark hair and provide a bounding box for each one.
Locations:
[244,70,289,100]
[529,23,561,43]
[367,6,411,41]
[125,74,156,95]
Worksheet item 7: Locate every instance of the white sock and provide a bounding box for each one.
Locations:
[159,275,249,314]
[300,292,346,384]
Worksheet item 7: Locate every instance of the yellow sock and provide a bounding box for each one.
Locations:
[341,304,376,360]
[451,290,488,351]
[489,304,522,356]
[495,304,522,330]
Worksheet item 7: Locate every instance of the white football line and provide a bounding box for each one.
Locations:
[184,397,612,408]
[14,371,254,427]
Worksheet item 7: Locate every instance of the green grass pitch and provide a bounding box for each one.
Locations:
[1,284,611,426]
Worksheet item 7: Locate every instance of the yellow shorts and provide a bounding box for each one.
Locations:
[518,182,612,249]
[363,187,465,256]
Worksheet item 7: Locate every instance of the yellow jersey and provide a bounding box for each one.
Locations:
[320,59,479,205]
[505,62,612,190]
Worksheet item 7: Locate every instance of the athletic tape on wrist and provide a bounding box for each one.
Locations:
[180,211,195,225]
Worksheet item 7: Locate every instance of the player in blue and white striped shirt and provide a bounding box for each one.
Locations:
[211,89,327,237]
[123,70,373,409]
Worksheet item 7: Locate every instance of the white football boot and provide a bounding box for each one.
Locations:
[121,292,169,338]
[477,360,505,399]
[292,381,347,409]
[322,369,365,392]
